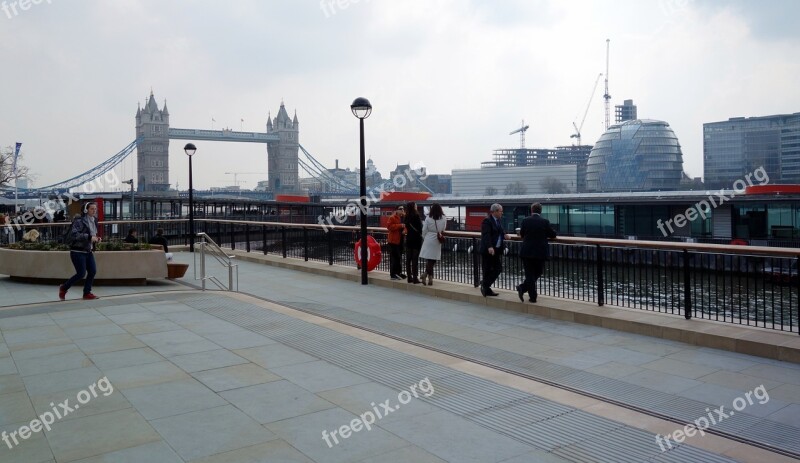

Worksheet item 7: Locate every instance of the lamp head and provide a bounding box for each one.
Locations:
[184,143,197,157]
[350,97,372,119]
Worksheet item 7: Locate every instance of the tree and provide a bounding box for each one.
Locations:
[504,181,527,195]
[484,186,498,196]
[542,177,569,194]
[0,146,29,188]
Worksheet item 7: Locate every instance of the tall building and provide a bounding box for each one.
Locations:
[615,99,637,123]
[586,119,685,192]
[703,113,800,188]
[481,145,592,192]
[266,103,300,194]
[135,91,170,192]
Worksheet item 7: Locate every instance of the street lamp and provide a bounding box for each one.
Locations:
[122,179,134,219]
[351,97,372,285]
[184,143,197,252]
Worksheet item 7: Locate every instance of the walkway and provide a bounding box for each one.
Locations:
[0,252,798,462]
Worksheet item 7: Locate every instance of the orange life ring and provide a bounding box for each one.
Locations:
[730,239,749,246]
[354,235,382,271]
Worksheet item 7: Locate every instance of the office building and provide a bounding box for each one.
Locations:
[703,113,800,188]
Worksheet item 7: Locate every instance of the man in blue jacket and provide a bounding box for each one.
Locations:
[517,202,557,302]
[480,203,509,297]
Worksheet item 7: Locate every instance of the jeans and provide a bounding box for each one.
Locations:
[406,247,420,279]
[64,251,97,295]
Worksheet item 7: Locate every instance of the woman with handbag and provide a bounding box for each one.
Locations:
[418,203,446,286]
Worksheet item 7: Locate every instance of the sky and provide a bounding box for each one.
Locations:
[2,0,799,191]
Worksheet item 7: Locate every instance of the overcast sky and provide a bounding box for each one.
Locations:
[2,0,799,191]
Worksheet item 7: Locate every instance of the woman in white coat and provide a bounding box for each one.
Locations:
[418,203,446,286]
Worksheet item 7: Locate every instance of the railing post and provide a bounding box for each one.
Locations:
[281,227,287,258]
[230,223,235,250]
[215,221,222,247]
[262,225,267,255]
[303,228,309,262]
[596,244,604,306]
[200,239,206,291]
[472,237,480,287]
[328,229,334,265]
[245,224,250,253]
[683,249,692,319]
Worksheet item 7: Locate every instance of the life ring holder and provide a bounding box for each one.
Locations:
[355,235,382,271]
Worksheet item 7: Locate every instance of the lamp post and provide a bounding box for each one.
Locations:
[184,143,197,251]
[122,179,134,219]
[351,97,372,285]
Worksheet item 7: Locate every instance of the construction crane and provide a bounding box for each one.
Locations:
[571,73,603,146]
[603,38,611,130]
[509,120,530,149]
[224,172,267,188]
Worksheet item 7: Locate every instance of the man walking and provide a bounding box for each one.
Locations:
[387,205,407,280]
[480,203,509,296]
[517,202,557,303]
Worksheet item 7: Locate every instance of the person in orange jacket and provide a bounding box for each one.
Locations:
[386,205,407,280]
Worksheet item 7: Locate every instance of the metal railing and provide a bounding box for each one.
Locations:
[4,218,799,333]
[194,232,238,291]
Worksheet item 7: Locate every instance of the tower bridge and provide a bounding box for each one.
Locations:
[135,91,299,194]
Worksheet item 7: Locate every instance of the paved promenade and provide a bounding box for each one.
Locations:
[0,251,799,462]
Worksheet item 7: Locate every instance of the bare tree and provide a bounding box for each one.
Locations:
[504,181,527,195]
[485,186,498,196]
[541,177,569,194]
[0,146,29,188]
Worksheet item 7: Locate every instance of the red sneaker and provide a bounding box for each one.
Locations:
[82,293,99,300]
[58,285,67,301]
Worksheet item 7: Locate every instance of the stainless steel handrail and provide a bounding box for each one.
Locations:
[194,232,238,291]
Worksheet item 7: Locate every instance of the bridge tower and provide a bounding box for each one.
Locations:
[266,102,299,194]
[135,91,170,192]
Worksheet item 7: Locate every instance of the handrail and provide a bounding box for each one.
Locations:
[195,219,800,258]
[8,217,800,257]
[195,232,238,291]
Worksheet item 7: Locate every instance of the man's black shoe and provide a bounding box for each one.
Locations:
[480,286,487,297]
[390,275,401,280]
[398,273,407,279]
[487,290,500,297]
[516,285,525,302]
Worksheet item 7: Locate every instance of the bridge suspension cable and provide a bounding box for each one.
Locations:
[30,139,140,193]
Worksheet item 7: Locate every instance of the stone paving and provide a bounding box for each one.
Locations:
[0,252,798,462]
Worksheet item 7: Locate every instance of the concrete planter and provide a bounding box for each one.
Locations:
[0,248,168,284]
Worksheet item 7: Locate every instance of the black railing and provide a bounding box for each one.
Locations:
[4,218,799,334]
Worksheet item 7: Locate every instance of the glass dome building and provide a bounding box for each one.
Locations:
[585,119,685,192]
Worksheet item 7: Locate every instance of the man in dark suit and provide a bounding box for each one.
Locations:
[517,202,557,302]
[480,203,509,297]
